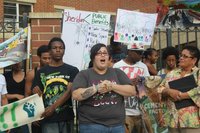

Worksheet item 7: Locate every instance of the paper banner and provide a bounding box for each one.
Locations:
[114,9,157,45]
[0,94,44,131]
[0,28,28,68]
[137,75,168,133]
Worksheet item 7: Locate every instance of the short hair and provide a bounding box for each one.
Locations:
[37,45,49,57]
[162,46,179,60]
[182,45,200,65]
[90,43,107,62]
[143,48,157,59]
[48,37,65,50]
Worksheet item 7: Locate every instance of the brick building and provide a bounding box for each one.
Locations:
[0,0,158,68]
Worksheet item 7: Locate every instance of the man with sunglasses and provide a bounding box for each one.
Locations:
[113,44,150,133]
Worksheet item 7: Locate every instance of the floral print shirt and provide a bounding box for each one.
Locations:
[161,67,200,128]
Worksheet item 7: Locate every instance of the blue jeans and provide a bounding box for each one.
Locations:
[10,125,29,133]
[42,121,74,133]
[79,124,125,133]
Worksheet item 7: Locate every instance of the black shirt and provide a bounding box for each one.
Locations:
[4,71,25,103]
[32,63,79,123]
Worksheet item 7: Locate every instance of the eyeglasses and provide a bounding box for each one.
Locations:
[179,54,193,59]
[96,52,109,56]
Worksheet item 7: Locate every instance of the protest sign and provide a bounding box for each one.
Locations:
[138,76,168,133]
[114,9,157,45]
[0,27,28,68]
[62,9,110,70]
[0,94,44,131]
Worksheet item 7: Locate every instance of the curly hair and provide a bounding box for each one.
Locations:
[162,46,179,60]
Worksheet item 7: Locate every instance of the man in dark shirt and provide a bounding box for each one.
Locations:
[32,37,79,133]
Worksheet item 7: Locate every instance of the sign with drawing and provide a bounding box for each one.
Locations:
[62,9,110,70]
[0,94,44,131]
[138,75,168,133]
[114,9,157,45]
[0,27,28,68]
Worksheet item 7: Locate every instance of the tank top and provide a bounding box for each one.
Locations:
[4,71,25,103]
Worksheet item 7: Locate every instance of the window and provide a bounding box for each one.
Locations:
[54,5,75,13]
[4,2,32,28]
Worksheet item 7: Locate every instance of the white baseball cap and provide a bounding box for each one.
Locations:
[127,43,144,51]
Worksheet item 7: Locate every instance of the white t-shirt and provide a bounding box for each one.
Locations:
[113,60,150,116]
[0,74,7,106]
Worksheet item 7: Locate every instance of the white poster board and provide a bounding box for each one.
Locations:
[0,27,28,68]
[0,94,44,131]
[114,9,157,45]
[62,9,110,70]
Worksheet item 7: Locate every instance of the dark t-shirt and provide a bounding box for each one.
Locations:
[4,71,25,103]
[72,68,132,126]
[32,63,79,123]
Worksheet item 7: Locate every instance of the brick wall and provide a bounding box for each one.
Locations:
[31,16,61,67]
[33,0,158,13]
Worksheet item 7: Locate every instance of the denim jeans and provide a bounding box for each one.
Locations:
[10,124,29,133]
[79,124,125,133]
[42,121,74,133]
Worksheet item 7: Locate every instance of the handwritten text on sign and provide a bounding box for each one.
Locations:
[0,94,44,131]
[62,9,110,70]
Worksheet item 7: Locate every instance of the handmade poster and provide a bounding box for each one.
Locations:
[114,9,157,45]
[138,76,168,133]
[0,27,28,68]
[62,9,110,70]
[0,94,44,131]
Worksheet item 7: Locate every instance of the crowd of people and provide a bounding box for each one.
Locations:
[0,36,200,133]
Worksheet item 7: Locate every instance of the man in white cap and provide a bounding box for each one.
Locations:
[113,43,150,133]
